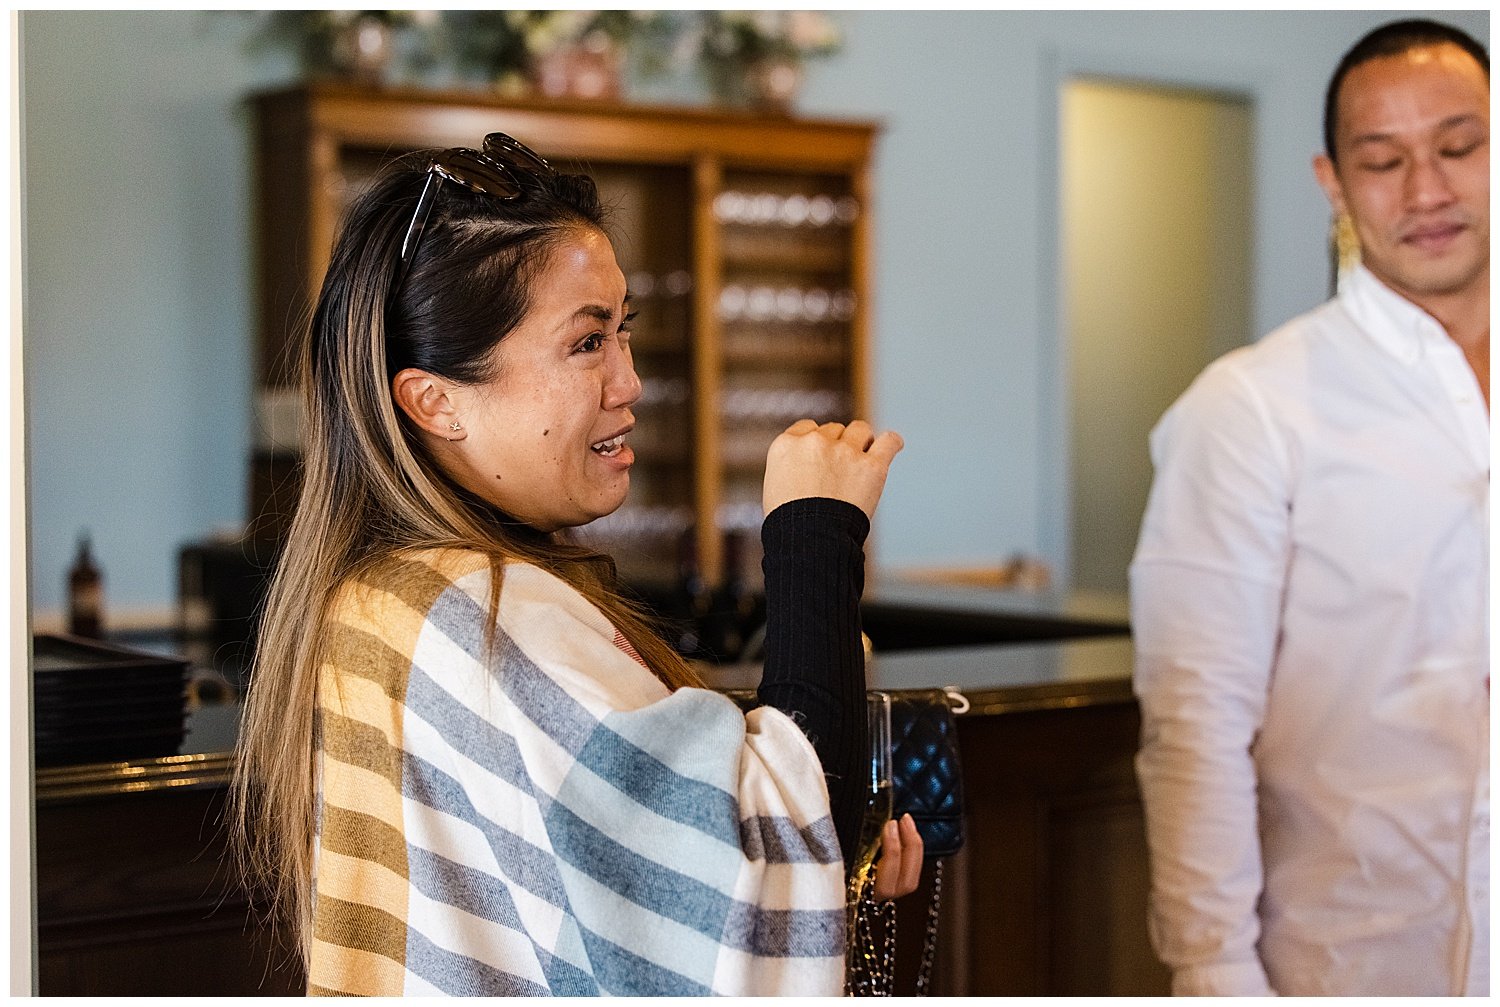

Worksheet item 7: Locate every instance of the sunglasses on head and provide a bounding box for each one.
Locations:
[393,132,556,293]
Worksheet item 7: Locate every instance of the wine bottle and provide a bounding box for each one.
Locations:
[709,530,761,662]
[68,532,103,638]
[672,527,713,659]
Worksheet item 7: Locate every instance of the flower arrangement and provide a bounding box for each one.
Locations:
[242,10,442,84]
[237,10,843,109]
[679,11,842,109]
[441,11,677,98]
[692,11,842,68]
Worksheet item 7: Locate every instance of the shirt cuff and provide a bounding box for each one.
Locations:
[762,496,870,546]
[1172,959,1276,996]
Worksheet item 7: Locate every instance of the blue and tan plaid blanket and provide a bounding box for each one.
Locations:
[310,549,846,996]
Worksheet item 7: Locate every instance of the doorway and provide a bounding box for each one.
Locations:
[1062,78,1254,598]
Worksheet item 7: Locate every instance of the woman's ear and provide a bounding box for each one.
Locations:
[392,368,466,441]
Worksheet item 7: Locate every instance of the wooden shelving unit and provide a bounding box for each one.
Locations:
[250,84,878,587]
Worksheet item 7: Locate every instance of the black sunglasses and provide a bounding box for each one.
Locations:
[393,132,555,293]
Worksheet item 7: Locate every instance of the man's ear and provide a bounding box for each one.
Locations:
[392,368,466,441]
[1312,153,1348,217]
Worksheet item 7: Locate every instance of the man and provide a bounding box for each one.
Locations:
[1130,19,1488,997]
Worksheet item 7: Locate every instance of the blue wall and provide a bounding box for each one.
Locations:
[20,10,1488,619]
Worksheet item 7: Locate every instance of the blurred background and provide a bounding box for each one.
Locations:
[20,9,1488,627]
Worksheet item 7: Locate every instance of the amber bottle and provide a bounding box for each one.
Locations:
[67,532,103,638]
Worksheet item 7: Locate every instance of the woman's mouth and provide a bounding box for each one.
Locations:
[591,434,626,457]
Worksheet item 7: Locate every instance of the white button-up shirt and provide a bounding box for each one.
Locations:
[1130,264,1489,996]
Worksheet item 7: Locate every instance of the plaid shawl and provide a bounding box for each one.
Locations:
[309,549,846,996]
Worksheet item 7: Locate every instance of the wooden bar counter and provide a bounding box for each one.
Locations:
[705,633,1169,996]
[34,592,1165,996]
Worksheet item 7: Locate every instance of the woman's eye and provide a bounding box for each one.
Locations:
[578,333,605,353]
[1360,158,1401,173]
[620,309,638,334]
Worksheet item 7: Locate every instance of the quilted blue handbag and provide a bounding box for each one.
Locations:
[887,687,966,861]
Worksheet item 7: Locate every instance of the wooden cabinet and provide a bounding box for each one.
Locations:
[35,760,304,996]
[250,85,878,586]
[34,635,1159,996]
[930,700,1170,995]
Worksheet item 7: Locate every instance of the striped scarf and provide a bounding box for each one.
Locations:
[309,549,846,995]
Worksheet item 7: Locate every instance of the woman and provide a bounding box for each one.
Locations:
[232,133,918,997]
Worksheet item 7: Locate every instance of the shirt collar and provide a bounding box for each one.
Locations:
[1338,264,1450,367]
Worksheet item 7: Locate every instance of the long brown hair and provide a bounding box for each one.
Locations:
[230,149,701,965]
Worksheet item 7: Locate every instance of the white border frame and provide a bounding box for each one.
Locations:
[9,9,35,996]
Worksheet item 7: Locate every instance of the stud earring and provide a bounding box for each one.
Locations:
[449,421,463,432]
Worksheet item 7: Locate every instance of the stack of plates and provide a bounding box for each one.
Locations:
[33,634,190,767]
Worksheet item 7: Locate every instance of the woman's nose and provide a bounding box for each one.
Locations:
[603,340,642,409]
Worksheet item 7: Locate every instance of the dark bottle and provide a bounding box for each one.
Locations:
[672,527,714,659]
[710,530,761,663]
[68,532,103,638]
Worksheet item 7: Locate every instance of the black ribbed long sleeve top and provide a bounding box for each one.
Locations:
[755,497,870,875]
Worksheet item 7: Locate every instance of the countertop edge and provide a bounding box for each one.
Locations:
[34,677,1139,801]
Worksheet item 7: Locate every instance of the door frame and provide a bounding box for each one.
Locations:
[1035,45,1265,591]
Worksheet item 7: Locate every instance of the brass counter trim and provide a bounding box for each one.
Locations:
[957,680,1136,717]
[36,752,234,803]
[34,662,1136,801]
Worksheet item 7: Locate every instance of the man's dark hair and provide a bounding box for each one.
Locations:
[1324,19,1489,162]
